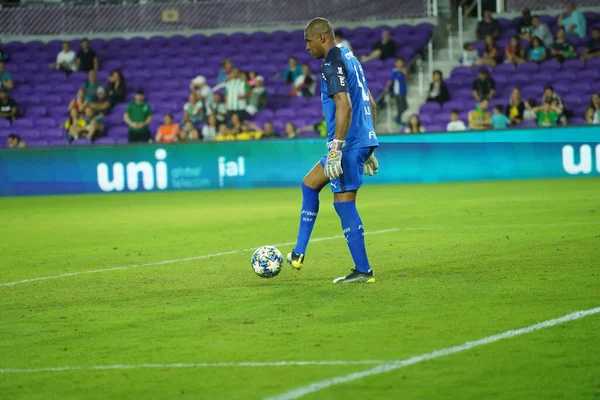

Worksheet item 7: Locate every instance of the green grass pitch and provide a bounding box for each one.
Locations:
[1,178,599,399]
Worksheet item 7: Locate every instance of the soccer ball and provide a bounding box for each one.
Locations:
[251,246,284,278]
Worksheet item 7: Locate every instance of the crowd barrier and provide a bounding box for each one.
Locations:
[0,126,598,196]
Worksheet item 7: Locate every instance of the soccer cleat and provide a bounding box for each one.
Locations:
[287,251,305,270]
[332,268,375,284]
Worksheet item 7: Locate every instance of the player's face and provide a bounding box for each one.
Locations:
[304,31,324,59]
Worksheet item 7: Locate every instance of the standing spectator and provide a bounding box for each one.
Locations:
[461,42,480,67]
[68,88,88,113]
[183,92,204,126]
[0,90,18,121]
[190,75,213,111]
[581,28,600,61]
[155,113,180,143]
[361,30,397,63]
[385,57,408,124]
[50,41,76,76]
[89,87,111,115]
[558,1,587,39]
[506,88,525,125]
[293,64,316,98]
[76,38,99,72]
[247,71,258,88]
[404,114,425,133]
[202,115,218,141]
[284,122,298,139]
[551,27,576,62]
[211,93,227,124]
[180,120,200,142]
[492,105,511,129]
[427,70,450,104]
[446,110,467,132]
[0,61,13,92]
[476,11,500,40]
[82,106,104,141]
[246,75,267,115]
[335,29,352,51]
[64,108,86,141]
[478,35,501,67]
[124,90,153,143]
[7,133,26,148]
[529,16,554,48]
[505,36,525,65]
[277,57,302,85]
[472,68,496,101]
[225,68,249,119]
[217,59,232,84]
[82,70,101,102]
[106,69,126,105]
[527,37,547,63]
[468,99,492,130]
[517,8,534,39]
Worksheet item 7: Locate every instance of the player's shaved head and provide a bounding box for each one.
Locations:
[304,17,335,59]
[305,17,334,38]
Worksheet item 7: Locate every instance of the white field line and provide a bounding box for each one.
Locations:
[0,228,399,288]
[265,306,600,400]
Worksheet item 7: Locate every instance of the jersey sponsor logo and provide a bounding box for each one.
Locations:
[562,144,600,175]
[97,148,168,192]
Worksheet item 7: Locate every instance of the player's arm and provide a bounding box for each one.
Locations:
[332,92,352,143]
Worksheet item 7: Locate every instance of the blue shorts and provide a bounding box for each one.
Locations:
[320,146,376,193]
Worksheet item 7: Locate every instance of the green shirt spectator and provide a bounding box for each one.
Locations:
[124,90,153,143]
[537,107,559,127]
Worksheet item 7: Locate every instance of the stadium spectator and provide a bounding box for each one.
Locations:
[0,45,9,62]
[211,93,227,124]
[89,87,111,115]
[277,57,302,85]
[517,8,534,39]
[468,99,492,130]
[505,36,525,65]
[533,99,561,127]
[558,1,587,39]
[124,89,152,143]
[190,75,213,111]
[385,57,408,124]
[506,88,525,125]
[427,70,450,104]
[82,106,104,141]
[0,61,13,92]
[215,123,235,141]
[581,28,600,61]
[68,88,88,113]
[446,110,466,132]
[229,112,245,134]
[523,98,538,120]
[260,121,278,139]
[217,59,233,84]
[476,11,500,40]
[293,64,316,98]
[403,114,425,133]
[50,41,76,76]
[180,120,200,142]
[201,115,218,141]
[361,30,397,62]
[82,70,101,102]
[461,42,480,67]
[478,35,501,67]
[246,75,267,115]
[492,105,510,129]
[7,133,26,148]
[106,69,126,105]
[0,90,18,121]
[285,122,298,138]
[76,39,99,72]
[529,16,554,48]
[298,118,327,138]
[335,29,352,51]
[183,92,204,126]
[590,93,600,114]
[225,68,249,119]
[64,108,86,141]
[247,70,258,88]
[472,68,495,101]
[584,107,596,124]
[551,27,576,62]
[155,113,180,143]
[527,37,547,63]
[542,85,565,113]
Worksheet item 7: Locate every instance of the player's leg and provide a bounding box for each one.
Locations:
[288,160,330,270]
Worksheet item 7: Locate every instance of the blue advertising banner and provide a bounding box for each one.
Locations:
[0,126,599,196]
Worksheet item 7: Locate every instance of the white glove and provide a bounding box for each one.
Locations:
[363,153,379,176]
[324,140,344,179]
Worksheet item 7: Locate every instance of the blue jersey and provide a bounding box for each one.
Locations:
[321,45,379,151]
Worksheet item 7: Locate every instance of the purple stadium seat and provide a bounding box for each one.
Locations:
[494,63,516,74]
[421,101,442,113]
[48,139,69,146]
[0,119,10,129]
[72,138,92,146]
[12,119,34,129]
[27,106,47,117]
[109,126,129,137]
[27,139,49,147]
[94,137,117,145]
[521,120,537,128]
[540,60,562,72]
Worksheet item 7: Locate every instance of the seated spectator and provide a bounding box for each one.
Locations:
[50,41,76,76]
[523,98,538,120]
[0,90,18,121]
[335,29,352,51]
[124,90,153,143]
[590,93,600,114]
[532,99,562,127]
[89,87,111,115]
[215,123,235,141]
[201,115,218,141]
[468,99,492,130]
[82,70,101,102]
[529,16,554,48]
[542,85,565,114]
[478,35,501,67]
[361,30,397,63]
[581,28,600,61]
[472,67,495,101]
[225,68,249,119]
[446,110,467,132]
[476,11,500,40]
[247,71,258,88]
[551,27,576,62]
[461,42,480,67]
[404,114,425,133]
[558,1,587,39]
[492,105,510,129]
[298,118,327,138]
[285,122,298,139]
[505,36,525,65]
[260,122,278,139]
[76,38,99,72]
[184,92,204,126]
[293,64,316,98]
[229,112,245,135]
[527,37,547,63]
[69,88,88,113]
[246,75,267,115]
[106,69,126,105]
[506,88,525,125]
[180,120,201,142]
[552,98,568,125]
[7,133,26,148]
[190,75,213,111]
[82,106,104,141]
[385,57,408,124]
[584,107,597,124]
[217,59,233,84]
[210,93,227,124]
[64,108,86,141]
[0,61,13,92]
[517,8,534,39]
[427,70,450,104]
[276,57,302,85]
[155,113,180,143]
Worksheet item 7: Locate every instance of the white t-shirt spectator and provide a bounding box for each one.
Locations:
[447,120,467,131]
[339,39,353,51]
[593,110,600,125]
[202,124,217,141]
[225,78,249,111]
[462,49,479,66]
[56,50,77,71]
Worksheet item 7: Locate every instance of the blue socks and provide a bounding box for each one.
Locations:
[334,201,371,273]
[293,183,320,255]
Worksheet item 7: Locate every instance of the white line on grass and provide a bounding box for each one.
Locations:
[0,228,399,288]
[265,306,600,400]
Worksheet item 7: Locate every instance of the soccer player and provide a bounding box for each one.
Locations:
[287,17,379,283]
